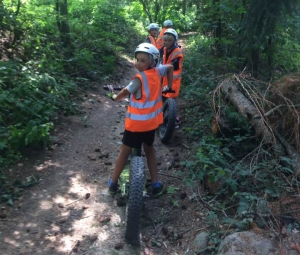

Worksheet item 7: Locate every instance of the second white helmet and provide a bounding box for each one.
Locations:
[163,20,173,27]
[147,23,159,31]
[135,43,160,60]
[163,28,178,40]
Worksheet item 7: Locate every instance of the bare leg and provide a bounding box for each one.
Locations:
[111,144,132,183]
[143,143,158,183]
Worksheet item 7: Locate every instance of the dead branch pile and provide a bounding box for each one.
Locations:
[212,74,300,175]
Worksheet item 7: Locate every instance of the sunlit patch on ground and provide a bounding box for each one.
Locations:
[34,160,61,171]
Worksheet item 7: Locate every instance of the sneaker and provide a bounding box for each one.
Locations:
[108,178,118,195]
[151,181,164,196]
[175,117,181,124]
[175,117,181,129]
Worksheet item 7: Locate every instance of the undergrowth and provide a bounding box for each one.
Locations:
[180,33,297,254]
[0,0,145,206]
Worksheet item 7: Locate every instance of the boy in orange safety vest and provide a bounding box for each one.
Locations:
[156,19,173,50]
[160,28,184,128]
[107,43,174,196]
[145,23,159,48]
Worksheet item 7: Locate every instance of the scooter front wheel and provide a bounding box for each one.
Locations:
[159,98,177,143]
[124,156,144,246]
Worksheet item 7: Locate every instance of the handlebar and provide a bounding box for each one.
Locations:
[162,89,175,95]
[103,85,124,92]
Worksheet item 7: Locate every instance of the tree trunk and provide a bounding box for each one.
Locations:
[213,0,223,57]
[56,0,71,47]
[219,77,274,144]
[139,0,153,23]
[218,76,300,175]
[249,48,260,78]
[182,0,186,16]
[267,36,273,78]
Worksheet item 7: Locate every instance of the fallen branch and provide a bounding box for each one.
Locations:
[182,143,190,150]
[65,198,82,206]
[216,75,300,175]
[253,104,300,119]
[159,173,183,180]
[214,76,273,143]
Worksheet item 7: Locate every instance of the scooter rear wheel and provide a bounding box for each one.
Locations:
[124,156,144,246]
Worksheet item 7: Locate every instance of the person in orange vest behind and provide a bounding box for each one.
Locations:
[156,19,173,50]
[145,23,159,48]
[161,28,184,128]
[107,43,174,196]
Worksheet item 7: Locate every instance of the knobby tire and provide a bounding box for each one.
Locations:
[124,156,145,246]
[159,98,177,143]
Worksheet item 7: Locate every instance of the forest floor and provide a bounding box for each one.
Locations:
[0,40,209,255]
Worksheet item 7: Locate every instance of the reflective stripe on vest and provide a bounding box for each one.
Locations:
[163,47,183,64]
[125,69,163,132]
[169,51,182,60]
[156,28,166,50]
[129,71,160,108]
[173,73,181,79]
[127,107,162,121]
[148,36,158,48]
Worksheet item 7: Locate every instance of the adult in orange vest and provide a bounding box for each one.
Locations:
[145,23,159,48]
[156,19,173,50]
[107,43,174,196]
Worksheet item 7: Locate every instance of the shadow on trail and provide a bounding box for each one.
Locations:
[0,81,142,254]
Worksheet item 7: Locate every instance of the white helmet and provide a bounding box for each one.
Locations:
[135,43,160,60]
[147,23,159,31]
[163,20,173,27]
[163,28,178,40]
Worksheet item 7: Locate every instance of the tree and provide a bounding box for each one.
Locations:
[56,0,71,49]
[239,0,297,77]
[138,0,159,22]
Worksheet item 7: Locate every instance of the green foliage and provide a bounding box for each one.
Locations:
[0,0,148,167]
[181,34,237,102]
[272,16,300,74]
[184,135,236,194]
[130,0,197,32]
[184,131,295,253]
[166,185,179,194]
[0,60,79,166]
[180,33,231,140]
[181,38,296,249]
[192,0,300,78]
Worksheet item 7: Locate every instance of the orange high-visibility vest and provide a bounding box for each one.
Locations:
[156,28,167,50]
[125,69,163,132]
[146,36,158,48]
[162,47,184,98]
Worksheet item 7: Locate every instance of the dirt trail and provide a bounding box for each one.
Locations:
[0,61,140,254]
[0,50,200,255]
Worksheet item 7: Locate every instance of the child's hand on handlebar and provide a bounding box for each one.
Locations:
[162,85,171,93]
[106,92,117,101]
[106,85,114,92]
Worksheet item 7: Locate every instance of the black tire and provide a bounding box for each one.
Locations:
[124,156,145,246]
[159,98,177,143]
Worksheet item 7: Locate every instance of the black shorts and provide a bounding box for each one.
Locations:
[122,129,156,148]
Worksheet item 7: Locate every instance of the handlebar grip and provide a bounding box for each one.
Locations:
[162,89,176,95]
[103,85,124,91]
